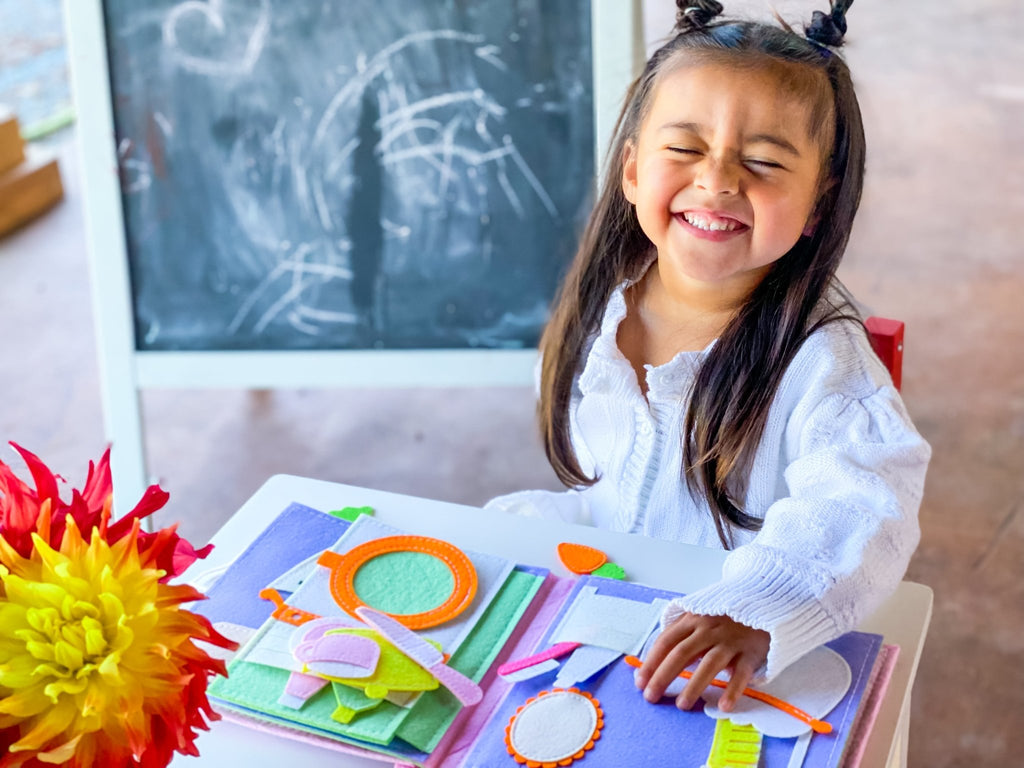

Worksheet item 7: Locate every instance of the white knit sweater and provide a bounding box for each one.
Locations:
[485,283,931,680]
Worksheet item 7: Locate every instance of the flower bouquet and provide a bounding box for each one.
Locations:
[0,443,237,767]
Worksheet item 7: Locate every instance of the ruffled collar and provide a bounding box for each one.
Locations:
[578,270,712,399]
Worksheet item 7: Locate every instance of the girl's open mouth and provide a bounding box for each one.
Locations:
[675,211,749,240]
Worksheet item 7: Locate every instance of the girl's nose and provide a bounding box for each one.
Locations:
[694,157,740,196]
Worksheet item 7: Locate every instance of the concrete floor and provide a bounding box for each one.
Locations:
[2,2,1023,766]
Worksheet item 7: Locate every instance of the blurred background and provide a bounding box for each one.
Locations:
[1,1,1021,766]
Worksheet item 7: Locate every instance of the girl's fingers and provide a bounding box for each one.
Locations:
[676,648,733,710]
[718,654,759,712]
[640,633,705,702]
[635,614,697,690]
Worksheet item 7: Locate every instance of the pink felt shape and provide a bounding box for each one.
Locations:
[280,671,330,709]
[289,616,368,677]
[354,606,483,706]
[499,658,560,683]
[497,641,581,677]
[838,644,899,768]
[294,631,381,679]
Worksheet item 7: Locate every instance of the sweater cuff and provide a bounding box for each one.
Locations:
[661,556,841,681]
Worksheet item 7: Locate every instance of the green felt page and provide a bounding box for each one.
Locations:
[210,660,406,746]
[395,568,544,752]
[209,568,544,753]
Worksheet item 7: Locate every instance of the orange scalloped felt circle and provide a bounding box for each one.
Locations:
[504,688,604,768]
[318,534,477,630]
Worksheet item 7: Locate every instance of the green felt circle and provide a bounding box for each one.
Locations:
[352,551,456,615]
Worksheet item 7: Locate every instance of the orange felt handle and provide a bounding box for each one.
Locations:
[623,655,833,735]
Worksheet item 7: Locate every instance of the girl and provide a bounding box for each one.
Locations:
[486,0,931,715]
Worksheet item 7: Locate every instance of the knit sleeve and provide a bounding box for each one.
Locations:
[662,385,930,680]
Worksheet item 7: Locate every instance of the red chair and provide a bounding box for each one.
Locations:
[865,316,904,391]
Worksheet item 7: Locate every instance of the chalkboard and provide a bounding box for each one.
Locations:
[66,0,640,511]
[101,0,595,351]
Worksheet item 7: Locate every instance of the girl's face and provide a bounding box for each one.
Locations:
[622,60,829,301]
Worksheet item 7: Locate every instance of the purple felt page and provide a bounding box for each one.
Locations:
[459,575,885,768]
[195,502,350,629]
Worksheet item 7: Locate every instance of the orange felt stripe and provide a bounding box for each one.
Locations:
[622,656,833,735]
[556,542,608,574]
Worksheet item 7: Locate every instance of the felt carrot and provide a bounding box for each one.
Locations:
[557,541,608,574]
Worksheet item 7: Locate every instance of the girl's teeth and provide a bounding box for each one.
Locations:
[683,213,739,231]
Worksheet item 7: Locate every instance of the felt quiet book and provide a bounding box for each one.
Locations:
[194,502,897,768]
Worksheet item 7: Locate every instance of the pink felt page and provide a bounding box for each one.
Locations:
[426,573,576,768]
[219,709,398,764]
[839,643,900,768]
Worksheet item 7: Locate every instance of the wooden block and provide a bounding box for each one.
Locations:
[0,146,64,237]
[0,106,26,175]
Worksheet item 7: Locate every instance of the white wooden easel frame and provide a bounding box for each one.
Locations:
[63,0,645,513]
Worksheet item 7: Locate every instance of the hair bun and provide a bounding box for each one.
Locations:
[675,0,724,33]
[805,0,853,47]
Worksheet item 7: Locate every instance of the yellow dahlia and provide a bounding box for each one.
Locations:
[0,446,236,768]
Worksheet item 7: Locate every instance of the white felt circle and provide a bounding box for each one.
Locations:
[702,645,852,738]
[509,690,598,762]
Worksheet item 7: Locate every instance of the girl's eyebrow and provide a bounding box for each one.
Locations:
[657,121,802,158]
[746,133,802,157]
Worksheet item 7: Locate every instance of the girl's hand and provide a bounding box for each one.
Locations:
[635,613,770,712]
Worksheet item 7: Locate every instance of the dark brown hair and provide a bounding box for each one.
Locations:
[537,7,866,547]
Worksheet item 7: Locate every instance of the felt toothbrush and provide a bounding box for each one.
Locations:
[496,641,582,678]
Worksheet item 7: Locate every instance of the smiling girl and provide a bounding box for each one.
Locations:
[486,0,930,715]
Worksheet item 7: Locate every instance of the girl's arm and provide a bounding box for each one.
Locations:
[662,382,930,682]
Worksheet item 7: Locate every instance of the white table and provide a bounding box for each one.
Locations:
[174,474,932,768]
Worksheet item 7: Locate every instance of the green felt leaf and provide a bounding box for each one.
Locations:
[592,562,626,580]
[329,505,375,521]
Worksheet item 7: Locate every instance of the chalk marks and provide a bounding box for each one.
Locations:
[312,30,487,148]
[163,0,270,78]
[228,245,356,336]
[106,0,594,350]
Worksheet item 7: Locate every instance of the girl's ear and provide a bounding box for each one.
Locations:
[621,141,639,204]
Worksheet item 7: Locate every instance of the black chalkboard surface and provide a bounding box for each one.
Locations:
[102,0,594,351]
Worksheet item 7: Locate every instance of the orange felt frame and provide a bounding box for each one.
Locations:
[318,535,478,630]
